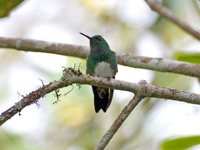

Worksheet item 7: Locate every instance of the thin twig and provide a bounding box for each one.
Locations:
[0,80,66,126]
[145,0,200,40]
[1,68,200,126]
[95,95,143,150]
[0,36,200,77]
[192,0,200,17]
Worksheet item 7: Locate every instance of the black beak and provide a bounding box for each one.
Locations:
[80,32,91,39]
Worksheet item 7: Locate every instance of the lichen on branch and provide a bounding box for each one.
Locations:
[1,67,200,126]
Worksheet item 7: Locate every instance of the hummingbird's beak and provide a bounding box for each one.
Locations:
[80,32,91,39]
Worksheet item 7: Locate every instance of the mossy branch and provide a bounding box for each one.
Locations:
[1,67,200,126]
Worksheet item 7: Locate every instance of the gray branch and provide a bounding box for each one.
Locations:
[1,68,200,126]
[95,95,143,150]
[145,0,200,40]
[0,36,200,77]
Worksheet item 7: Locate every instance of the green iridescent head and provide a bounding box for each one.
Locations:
[80,32,110,52]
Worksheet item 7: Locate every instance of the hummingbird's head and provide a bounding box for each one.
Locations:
[80,32,110,52]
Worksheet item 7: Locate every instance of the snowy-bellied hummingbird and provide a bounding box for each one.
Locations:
[80,32,118,113]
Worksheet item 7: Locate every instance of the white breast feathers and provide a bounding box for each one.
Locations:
[94,61,114,78]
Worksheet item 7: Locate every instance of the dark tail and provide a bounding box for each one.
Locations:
[92,86,114,113]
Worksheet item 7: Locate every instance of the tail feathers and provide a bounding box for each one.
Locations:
[92,86,114,113]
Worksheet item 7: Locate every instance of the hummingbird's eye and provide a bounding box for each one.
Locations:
[94,36,102,42]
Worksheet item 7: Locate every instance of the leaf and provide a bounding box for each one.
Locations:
[161,136,200,150]
[173,51,200,64]
[0,0,24,18]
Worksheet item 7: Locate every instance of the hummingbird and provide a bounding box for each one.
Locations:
[80,32,118,113]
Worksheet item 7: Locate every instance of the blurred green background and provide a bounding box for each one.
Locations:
[0,0,200,150]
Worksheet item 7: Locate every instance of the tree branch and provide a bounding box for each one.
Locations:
[145,0,200,40]
[0,36,200,77]
[95,95,143,150]
[1,67,200,126]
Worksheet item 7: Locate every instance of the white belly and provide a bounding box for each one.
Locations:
[94,62,114,78]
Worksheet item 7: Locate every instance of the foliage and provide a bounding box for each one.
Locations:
[174,52,200,64]
[0,0,24,18]
[161,136,200,150]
